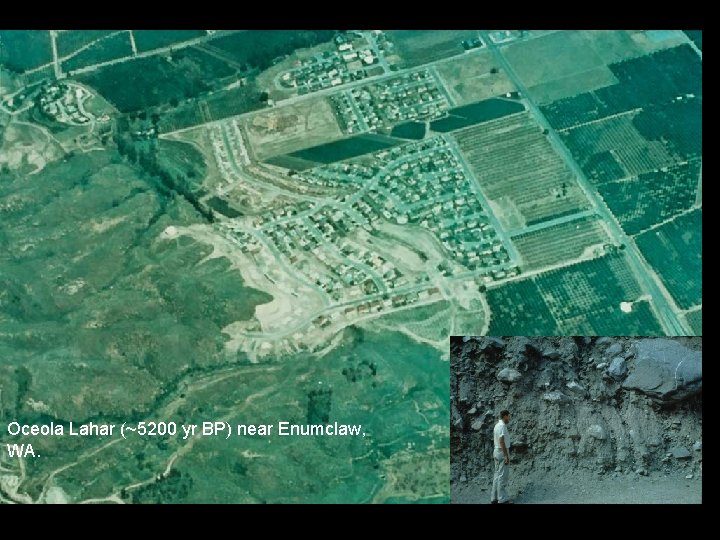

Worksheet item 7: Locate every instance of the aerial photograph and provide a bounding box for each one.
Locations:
[0,30,701,503]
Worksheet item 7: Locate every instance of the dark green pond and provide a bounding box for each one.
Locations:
[289,134,400,164]
[390,121,426,140]
[431,98,525,132]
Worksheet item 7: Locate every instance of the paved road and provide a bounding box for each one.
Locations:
[479,31,689,335]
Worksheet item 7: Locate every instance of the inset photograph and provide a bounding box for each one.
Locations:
[451,336,702,504]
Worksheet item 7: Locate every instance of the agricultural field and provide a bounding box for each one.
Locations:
[597,161,701,235]
[502,30,617,104]
[560,112,676,179]
[0,30,52,72]
[580,30,687,65]
[77,48,239,112]
[685,309,702,335]
[535,252,663,335]
[487,279,561,335]
[56,30,115,57]
[487,252,665,335]
[385,30,480,68]
[132,30,208,52]
[242,96,343,160]
[512,216,610,271]
[541,45,702,131]
[434,50,515,105]
[207,30,335,72]
[635,209,702,310]
[63,31,134,73]
[158,82,264,134]
[454,112,590,230]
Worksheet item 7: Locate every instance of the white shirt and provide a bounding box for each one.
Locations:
[493,420,510,450]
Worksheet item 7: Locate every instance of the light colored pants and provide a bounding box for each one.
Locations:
[491,448,509,503]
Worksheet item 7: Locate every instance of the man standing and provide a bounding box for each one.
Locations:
[490,410,512,504]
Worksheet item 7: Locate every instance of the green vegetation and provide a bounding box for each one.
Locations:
[391,121,426,140]
[598,161,700,235]
[0,30,52,72]
[387,30,478,68]
[289,134,400,164]
[77,48,237,113]
[63,31,133,72]
[56,30,114,57]
[685,309,702,335]
[158,83,264,133]
[635,209,702,310]
[132,30,207,52]
[207,196,243,218]
[488,252,665,335]
[430,98,524,132]
[207,30,335,72]
[132,469,194,503]
[542,45,702,130]
[455,113,588,229]
[156,139,207,191]
[633,97,702,159]
[536,253,664,335]
[487,280,561,335]
[513,216,609,270]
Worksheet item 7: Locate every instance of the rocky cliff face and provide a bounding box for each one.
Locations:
[450,336,702,499]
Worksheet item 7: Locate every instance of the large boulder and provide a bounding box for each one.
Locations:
[607,357,628,379]
[543,390,571,403]
[670,447,692,459]
[622,339,701,403]
[497,368,522,383]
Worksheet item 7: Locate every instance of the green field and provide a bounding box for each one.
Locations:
[535,253,663,335]
[503,30,616,103]
[289,134,400,164]
[455,112,589,230]
[635,209,702,310]
[430,98,524,132]
[685,309,702,335]
[63,31,134,72]
[78,48,238,112]
[132,30,207,52]
[156,139,207,191]
[488,252,665,335]
[207,30,335,71]
[386,30,479,68]
[158,83,264,133]
[542,45,702,131]
[56,30,114,57]
[513,216,609,270]
[487,279,561,335]
[598,161,700,235]
[0,30,52,72]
